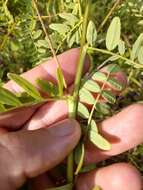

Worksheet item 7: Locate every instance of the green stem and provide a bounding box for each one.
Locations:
[88,47,143,69]
[67,0,91,184]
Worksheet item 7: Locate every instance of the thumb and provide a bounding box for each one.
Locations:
[0,119,80,189]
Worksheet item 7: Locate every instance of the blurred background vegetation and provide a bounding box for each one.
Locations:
[0,0,143,174]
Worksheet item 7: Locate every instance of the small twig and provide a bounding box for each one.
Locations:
[98,0,123,32]
[78,0,82,17]
[35,14,60,19]
[122,33,131,48]
[67,0,91,184]
[32,0,61,69]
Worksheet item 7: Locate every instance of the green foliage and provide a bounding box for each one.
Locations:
[1,0,143,189]
[106,17,121,51]
[8,73,42,100]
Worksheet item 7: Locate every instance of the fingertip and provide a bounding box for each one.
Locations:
[76,163,142,190]
[68,119,81,142]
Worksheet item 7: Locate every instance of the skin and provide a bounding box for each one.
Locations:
[0,48,142,190]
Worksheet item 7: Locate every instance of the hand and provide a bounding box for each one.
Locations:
[0,49,143,190]
[0,49,86,190]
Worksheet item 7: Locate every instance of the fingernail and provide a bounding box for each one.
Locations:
[50,119,77,137]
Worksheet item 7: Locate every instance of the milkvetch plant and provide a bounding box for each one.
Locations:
[1,0,143,189]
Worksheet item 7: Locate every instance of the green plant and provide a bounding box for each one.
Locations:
[0,0,143,189]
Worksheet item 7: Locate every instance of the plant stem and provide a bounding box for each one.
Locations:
[88,47,143,69]
[98,0,123,32]
[67,0,91,184]
[32,0,59,67]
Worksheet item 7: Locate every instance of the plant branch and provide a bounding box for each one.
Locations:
[32,0,63,69]
[98,0,123,32]
[67,0,91,184]
[88,47,143,69]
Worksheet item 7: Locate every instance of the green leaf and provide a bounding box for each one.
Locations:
[89,131,111,150]
[79,88,95,105]
[102,90,116,104]
[49,23,70,34]
[118,40,125,55]
[0,86,22,106]
[33,30,42,40]
[86,20,97,46]
[78,102,89,119]
[90,120,98,133]
[83,80,101,93]
[36,40,49,48]
[108,78,123,91]
[0,104,6,112]
[138,46,143,64]
[96,103,110,115]
[92,72,107,82]
[107,64,121,73]
[59,13,78,26]
[47,183,73,190]
[8,73,42,100]
[56,67,66,96]
[37,79,58,96]
[131,33,143,61]
[74,143,85,175]
[68,33,76,48]
[106,17,121,51]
